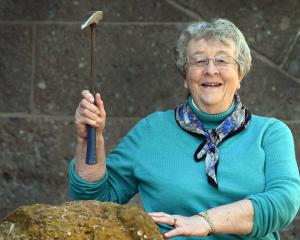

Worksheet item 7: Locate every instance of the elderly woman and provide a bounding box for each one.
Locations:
[69,19,300,239]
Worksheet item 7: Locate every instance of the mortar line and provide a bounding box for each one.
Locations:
[165,0,204,21]
[30,23,36,113]
[284,120,300,124]
[0,113,140,121]
[0,113,73,120]
[279,29,299,69]
[251,48,300,85]
[0,21,191,25]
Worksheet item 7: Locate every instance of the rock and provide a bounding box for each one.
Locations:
[0,201,163,240]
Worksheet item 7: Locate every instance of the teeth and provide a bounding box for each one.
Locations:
[202,83,221,87]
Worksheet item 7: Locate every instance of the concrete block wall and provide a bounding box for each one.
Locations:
[0,1,299,238]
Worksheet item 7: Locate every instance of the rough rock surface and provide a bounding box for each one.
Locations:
[0,201,163,240]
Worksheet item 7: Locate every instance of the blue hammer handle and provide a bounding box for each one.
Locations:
[86,124,97,165]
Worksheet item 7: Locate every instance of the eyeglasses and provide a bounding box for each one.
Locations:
[186,54,238,69]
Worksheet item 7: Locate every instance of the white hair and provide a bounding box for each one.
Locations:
[174,18,252,78]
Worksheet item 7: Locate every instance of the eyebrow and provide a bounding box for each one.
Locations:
[190,50,230,56]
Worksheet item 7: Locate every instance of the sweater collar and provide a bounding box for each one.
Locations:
[188,95,236,125]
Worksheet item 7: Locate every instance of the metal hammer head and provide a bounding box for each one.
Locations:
[81,11,103,29]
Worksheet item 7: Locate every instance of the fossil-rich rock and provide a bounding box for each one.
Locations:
[0,200,163,240]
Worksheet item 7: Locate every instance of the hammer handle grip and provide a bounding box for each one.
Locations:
[85,99,97,165]
[86,125,97,165]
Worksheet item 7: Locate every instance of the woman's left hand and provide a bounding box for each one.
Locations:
[149,212,211,239]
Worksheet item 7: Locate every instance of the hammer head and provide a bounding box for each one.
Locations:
[81,11,103,29]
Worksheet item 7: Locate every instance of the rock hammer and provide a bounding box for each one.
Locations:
[81,11,103,165]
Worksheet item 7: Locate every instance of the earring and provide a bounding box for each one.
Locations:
[184,81,188,89]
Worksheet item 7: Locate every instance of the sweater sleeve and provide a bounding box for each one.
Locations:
[68,118,148,204]
[246,120,300,238]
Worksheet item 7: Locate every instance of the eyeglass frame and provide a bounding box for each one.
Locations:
[186,54,239,69]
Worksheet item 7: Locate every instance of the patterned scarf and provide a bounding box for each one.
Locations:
[175,95,251,188]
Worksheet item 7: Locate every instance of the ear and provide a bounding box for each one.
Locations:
[239,74,244,81]
[237,74,244,90]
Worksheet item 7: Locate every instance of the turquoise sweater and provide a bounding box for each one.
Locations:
[69,99,300,240]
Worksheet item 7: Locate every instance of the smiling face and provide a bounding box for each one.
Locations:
[185,38,242,114]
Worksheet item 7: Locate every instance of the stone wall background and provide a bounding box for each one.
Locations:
[0,0,299,238]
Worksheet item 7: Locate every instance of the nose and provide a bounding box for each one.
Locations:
[204,60,219,75]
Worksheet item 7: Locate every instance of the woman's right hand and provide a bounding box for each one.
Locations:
[74,90,106,141]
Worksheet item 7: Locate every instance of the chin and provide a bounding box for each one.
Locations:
[201,96,223,105]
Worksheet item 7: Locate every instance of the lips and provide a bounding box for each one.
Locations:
[201,82,222,87]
